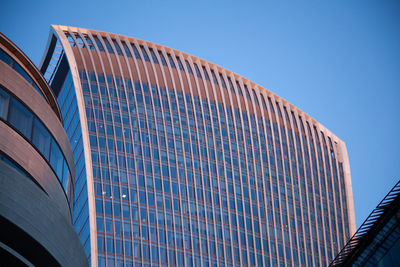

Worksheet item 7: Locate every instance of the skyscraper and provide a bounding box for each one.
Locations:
[41,25,356,266]
[0,33,87,266]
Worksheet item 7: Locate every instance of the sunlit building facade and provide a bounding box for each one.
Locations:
[40,25,356,266]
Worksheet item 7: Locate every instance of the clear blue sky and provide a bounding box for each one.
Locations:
[1,0,399,228]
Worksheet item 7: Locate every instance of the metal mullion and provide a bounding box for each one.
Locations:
[326,136,341,254]
[149,48,183,266]
[317,131,334,261]
[268,97,289,264]
[181,56,212,266]
[115,36,149,260]
[254,88,281,266]
[200,64,227,264]
[151,46,182,265]
[321,133,337,259]
[228,81,251,264]
[313,128,329,263]
[166,50,197,265]
[287,110,308,265]
[123,39,156,262]
[139,43,172,265]
[237,81,262,266]
[150,47,182,266]
[296,115,314,266]
[275,102,296,265]
[185,58,214,265]
[308,125,326,264]
[65,28,105,264]
[257,92,276,266]
[331,139,347,247]
[169,51,208,266]
[249,85,282,266]
[108,35,146,264]
[298,116,319,266]
[191,64,213,265]
[91,32,122,266]
[130,40,164,265]
[213,70,238,265]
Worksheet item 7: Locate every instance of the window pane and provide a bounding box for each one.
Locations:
[32,118,51,160]
[50,138,63,180]
[0,87,10,119]
[62,159,69,190]
[0,48,13,66]
[9,98,33,138]
[14,63,33,84]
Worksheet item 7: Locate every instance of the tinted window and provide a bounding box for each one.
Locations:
[94,36,105,52]
[113,40,123,56]
[103,38,114,54]
[0,48,13,65]
[140,46,150,61]
[14,63,33,85]
[149,48,159,64]
[0,87,10,119]
[32,118,51,160]
[62,159,69,189]
[50,138,63,179]
[122,42,132,57]
[9,98,33,138]
[168,54,176,68]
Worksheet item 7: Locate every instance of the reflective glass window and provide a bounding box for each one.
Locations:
[113,40,123,56]
[84,35,95,50]
[168,54,176,68]
[0,48,13,65]
[149,48,158,64]
[9,98,34,138]
[32,118,51,160]
[140,46,150,61]
[185,60,193,74]
[159,52,167,66]
[103,38,114,54]
[62,159,69,189]
[131,44,141,59]
[177,57,184,70]
[0,87,10,119]
[93,36,105,52]
[122,42,132,57]
[50,138,64,179]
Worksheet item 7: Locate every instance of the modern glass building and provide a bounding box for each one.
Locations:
[330,179,400,267]
[40,25,356,266]
[0,33,87,266]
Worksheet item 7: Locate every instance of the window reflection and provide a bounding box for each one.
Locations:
[32,118,51,160]
[9,98,34,138]
[0,87,10,119]
[0,86,71,195]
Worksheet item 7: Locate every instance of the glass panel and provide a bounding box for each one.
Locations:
[103,38,114,54]
[94,36,105,52]
[9,98,34,139]
[62,159,69,189]
[32,117,51,160]
[1,154,28,177]
[0,87,10,119]
[50,138,63,180]
[0,48,13,65]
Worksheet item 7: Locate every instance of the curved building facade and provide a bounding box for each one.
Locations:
[0,33,87,266]
[40,25,356,266]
